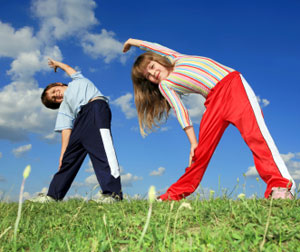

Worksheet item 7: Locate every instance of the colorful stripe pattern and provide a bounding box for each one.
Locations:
[140,41,235,128]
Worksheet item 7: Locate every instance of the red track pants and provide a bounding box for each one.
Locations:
[160,71,295,201]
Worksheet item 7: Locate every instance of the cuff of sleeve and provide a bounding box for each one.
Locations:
[54,127,72,132]
[182,122,193,130]
[70,71,83,80]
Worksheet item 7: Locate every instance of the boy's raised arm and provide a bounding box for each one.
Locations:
[48,58,76,76]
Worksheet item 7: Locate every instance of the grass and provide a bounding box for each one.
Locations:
[1,196,300,251]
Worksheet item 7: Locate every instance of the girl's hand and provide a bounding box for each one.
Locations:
[183,126,198,166]
[123,38,143,53]
[123,39,132,53]
[48,58,59,72]
[189,143,198,166]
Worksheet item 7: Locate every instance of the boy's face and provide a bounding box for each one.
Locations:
[46,84,67,104]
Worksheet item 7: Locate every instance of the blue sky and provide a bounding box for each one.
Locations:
[0,0,299,201]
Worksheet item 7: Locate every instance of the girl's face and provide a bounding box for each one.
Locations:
[46,84,67,104]
[144,60,170,84]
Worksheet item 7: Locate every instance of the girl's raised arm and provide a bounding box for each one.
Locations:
[123,38,179,61]
[123,38,143,52]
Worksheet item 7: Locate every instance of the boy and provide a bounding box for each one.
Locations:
[30,58,122,203]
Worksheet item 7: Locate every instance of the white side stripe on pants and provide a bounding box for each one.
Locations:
[100,128,120,179]
[240,74,296,195]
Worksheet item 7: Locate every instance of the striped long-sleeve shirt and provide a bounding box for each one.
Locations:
[140,41,235,129]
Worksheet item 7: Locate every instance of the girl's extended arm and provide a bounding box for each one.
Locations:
[184,126,198,166]
[123,38,178,61]
[123,38,144,52]
[59,129,72,169]
[48,58,76,76]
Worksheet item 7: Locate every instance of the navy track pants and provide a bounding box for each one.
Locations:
[47,100,122,200]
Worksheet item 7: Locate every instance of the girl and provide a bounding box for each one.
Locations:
[123,38,295,201]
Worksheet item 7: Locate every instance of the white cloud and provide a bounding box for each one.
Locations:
[0,10,61,142]
[42,132,60,144]
[245,152,300,180]
[112,93,137,119]
[32,0,126,64]
[0,176,5,182]
[84,166,143,188]
[7,46,62,82]
[245,165,258,177]
[66,193,87,200]
[85,174,98,185]
[32,0,98,41]
[281,152,300,180]
[23,192,32,200]
[182,94,206,123]
[256,96,270,108]
[85,160,94,173]
[160,127,170,132]
[149,167,165,176]
[8,51,44,81]
[0,152,2,158]
[12,144,32,157]
[0,21,40,58]
[0,85,57,141]
[192,186,213,199]
[121,173,143,187]
[71,181,86,189]
[81,29,128,63]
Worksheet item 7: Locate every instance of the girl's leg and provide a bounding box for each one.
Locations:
[228,74,295,198]
[160,93,229,201]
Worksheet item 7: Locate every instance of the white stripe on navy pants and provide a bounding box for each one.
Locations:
[160,71,295,201]
[48,99,122,200]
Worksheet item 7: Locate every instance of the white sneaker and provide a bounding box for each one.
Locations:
[91,193,119,204]
[28,193,56,203]
[271,187,293,200]
[156,197,163,202]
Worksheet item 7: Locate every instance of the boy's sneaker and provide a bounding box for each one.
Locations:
[91,193,119,204]
[28,193,56,203]
[271,187,293,199]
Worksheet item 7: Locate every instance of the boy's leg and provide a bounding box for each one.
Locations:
[47,130,87,200]
[82,100,122,199]
[228,74,295,198]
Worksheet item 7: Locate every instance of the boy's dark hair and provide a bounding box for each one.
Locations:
[41,83,68,109]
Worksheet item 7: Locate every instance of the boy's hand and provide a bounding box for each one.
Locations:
[48,58,59,72]
[48,58,76,76]
[59,155,63,170]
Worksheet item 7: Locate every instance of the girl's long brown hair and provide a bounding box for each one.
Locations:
[131,52,173,136]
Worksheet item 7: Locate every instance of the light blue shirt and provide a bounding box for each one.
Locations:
[54,71,107,132]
